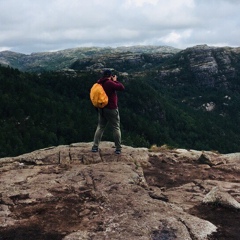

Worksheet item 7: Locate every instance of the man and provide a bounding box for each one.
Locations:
[92,69,125,154]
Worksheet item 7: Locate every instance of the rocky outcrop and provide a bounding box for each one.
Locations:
[157,44,240,90]
[186,45,237,88]
[1,142,240,239]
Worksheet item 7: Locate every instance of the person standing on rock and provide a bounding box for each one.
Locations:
[92,70,125,154]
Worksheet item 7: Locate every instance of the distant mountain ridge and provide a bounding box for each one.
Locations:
[1,44,240,90]
[0,45,180,72]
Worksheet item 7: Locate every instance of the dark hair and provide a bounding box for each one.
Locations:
[103,69,112,77]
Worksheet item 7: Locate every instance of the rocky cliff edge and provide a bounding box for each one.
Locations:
[0,142,239,240]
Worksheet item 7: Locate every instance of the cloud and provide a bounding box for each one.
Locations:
[125,0,159,7]
[0,0,239,53]
[159,31,191,45]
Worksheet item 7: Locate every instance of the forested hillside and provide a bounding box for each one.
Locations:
[1,62,240,157]
[0,66,95,157]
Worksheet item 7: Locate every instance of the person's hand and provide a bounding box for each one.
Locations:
[112,75,117,81]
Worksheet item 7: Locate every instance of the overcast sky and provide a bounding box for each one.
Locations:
[0,0,239,54]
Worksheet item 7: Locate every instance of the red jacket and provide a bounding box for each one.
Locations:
[98,77,125,109]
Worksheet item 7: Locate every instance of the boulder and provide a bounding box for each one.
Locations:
[203,186,240,209]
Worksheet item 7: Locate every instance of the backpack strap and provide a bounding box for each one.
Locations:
[100,78,109,86]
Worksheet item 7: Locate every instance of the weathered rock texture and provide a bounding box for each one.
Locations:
[157,44,240,90]
[0,142,239,239]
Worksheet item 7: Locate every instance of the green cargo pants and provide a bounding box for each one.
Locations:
[93,108,122,150]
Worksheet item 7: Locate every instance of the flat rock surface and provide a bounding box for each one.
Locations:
[0,142,239,240]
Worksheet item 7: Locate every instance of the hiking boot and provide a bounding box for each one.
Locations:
[115,149,121,154]
[91,146,98,152]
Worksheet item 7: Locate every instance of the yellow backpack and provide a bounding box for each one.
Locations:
[90,83,108,108]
